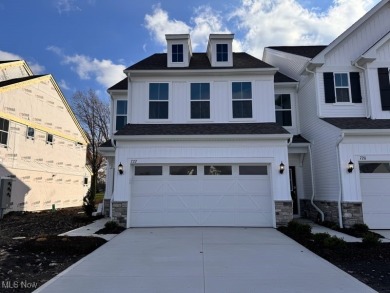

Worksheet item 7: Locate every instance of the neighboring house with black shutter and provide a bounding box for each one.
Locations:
[100,34,309,228]
[263,0,390,228]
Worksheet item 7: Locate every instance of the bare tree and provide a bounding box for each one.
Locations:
[72,89,110,214]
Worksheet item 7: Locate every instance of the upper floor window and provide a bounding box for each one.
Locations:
[323,72,362,104]
[334,73,350,102]
[232,82,252,119]
[191,83,210,119]
[0,118,9,146]
[275,94,292,126]
[46,133,54,144]
[216,44,228,62]
[149,83,169,119]
[27,126,35,139]
[116,100,127,130]
[172,44,183,62]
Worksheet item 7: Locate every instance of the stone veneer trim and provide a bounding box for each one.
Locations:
[111,201,128,227]
[275,200,293,227]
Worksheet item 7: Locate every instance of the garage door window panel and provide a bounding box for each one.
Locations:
[204,165,232,175]
[135,166,163,176]
[359,162,390,173]
[239,166,268,175]
[170,166,197,175]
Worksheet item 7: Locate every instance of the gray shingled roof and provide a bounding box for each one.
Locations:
[267,46,327,59]
[323,118,390,129]
[115,123,289,136]
[0,75,45,88]
[108,78,127,91]
[292,135,309,143]
[274,72,297,83]
[126,53,274,71]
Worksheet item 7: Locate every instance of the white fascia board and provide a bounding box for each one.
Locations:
[275,82,298,88]
[125,68,278,78]
[98,147,115,156]
[353,31,390,66]
[342,129,390,136]
[113,133,292,142]
[107,89,127,95]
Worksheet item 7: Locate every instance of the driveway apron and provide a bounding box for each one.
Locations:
[34,228,375,293]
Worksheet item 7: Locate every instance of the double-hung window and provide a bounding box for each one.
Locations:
[149,83,169,119]
[27,126,35,139]
[216,44,228,62]
[0,118,9,146]
[232,82,252,118]
[172,44,183,63]
[116,100,127,130]
[275,94,292,126]
[334,73,350,102]
[191,83,210,119]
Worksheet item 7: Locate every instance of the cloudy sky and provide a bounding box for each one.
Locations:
[0,0,381,101]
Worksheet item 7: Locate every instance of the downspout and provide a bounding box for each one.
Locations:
[353,61,371,118]
[109,139,117,217]
[308,144,325,222]
[305,66,325,222]
[336,133,345,228]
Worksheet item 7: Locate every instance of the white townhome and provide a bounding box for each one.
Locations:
[100,34,311,228]
[263,0,390,229]
[0,60,90,214]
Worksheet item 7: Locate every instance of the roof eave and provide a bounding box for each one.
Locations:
[342,129,390,136]
[126,68,278,77]
[113,133,292,142]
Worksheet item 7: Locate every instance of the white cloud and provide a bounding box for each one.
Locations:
[144,0,380,58]
[56,0,81,14]
[231,0,380,58]
[58,79,71,91]
[47,46,126,88]
[144,5,190,47]
[0,50,45,74]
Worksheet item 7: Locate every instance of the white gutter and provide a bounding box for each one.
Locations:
[308,144,325,222]
[336,133,345,228]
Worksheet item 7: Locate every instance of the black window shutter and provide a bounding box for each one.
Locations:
[378,68,390,110]
[323,72,335,103]
[350,72,362,103]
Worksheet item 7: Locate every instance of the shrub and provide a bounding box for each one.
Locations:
[352,223,369,234]
[104,220,119,230]
[323,235,347,249]
[362,233,381,247]
[82,188,96,217]
[312,232,331,245]
[287,221,312,238]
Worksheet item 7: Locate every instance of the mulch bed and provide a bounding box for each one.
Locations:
[278,225,390,292]
[0,208,106,293]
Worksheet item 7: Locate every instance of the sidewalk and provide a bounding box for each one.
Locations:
[59,218,117,241]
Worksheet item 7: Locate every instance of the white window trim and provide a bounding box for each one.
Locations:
[189,82,211,121]
[171,44,184,64]
[274,93,294,129]
[115,100,128,131]
[333,73,352,103]
[230,81,254,121]
[148,82,171,121]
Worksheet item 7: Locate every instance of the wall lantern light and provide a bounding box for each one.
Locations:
[347,160,354,173]
[118,162,124,175]
[279,162,285,174]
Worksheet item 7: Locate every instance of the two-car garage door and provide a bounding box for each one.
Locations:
[360,162,390,229]
[130,164,272,227]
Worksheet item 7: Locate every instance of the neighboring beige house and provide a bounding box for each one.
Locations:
[0,60,90,213]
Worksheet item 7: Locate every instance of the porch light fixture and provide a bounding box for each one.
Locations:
[347,160,354,173]
[279,162,285,174]
[118,162,124,175]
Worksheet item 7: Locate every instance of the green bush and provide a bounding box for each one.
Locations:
[323,235,347,249]
[312,232,331,245]
[104,220,119,230]
[362,232,381,247]
[82,188,96,217]
[287,221,312,238]
[352,223,369,234]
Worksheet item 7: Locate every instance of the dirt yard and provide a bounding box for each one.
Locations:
[0,208,106,292]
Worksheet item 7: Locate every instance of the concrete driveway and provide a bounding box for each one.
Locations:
[35,228,374,293]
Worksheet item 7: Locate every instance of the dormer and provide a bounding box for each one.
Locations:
[207,34,234,67]
[166,34,192,68]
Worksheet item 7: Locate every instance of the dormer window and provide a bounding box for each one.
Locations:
[216,44,228,62]
[172,44,183,63]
